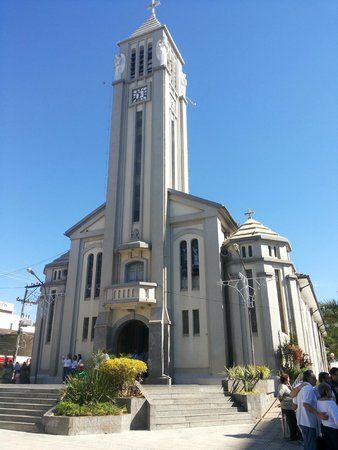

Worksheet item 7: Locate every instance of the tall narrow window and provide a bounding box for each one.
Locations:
[248,245,253,257]
[85,254,94,299]
[241,246,246,258]
[132,111,143,222]
[182,310,189,336]
[180,241,188,290]
[268,245,272,256]
[53,271,57,281]
[147,43,152,73]
[275,269,287,333]
[82,317,89,340]
[246,269,258,333]
[138,46,144,76]
[94,252,102,298]
[274,246,278,257]
[130,49,136,79]
[193,309,200,336]
[46,290,56,343]
[191,239,200,290]
[125,261,144,282]
[91,316,97,341]
[171,120,175,187]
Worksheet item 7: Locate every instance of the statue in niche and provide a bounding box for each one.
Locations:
[114,53,126,81]
[131,228,140,240]
[156,36,169,66]
[179,73,187,97]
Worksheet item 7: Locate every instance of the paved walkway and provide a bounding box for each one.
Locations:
[2,403,302,450]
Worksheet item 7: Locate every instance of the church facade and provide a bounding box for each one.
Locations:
[31,9,327,384]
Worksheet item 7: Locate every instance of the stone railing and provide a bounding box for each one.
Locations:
[105,282,157,309]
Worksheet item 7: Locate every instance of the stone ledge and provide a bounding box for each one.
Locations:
[42,397,148,435]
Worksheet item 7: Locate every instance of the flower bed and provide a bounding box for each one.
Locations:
[43,354,148,435]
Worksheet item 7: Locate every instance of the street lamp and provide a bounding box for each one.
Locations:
[26,267,46,383]
[26,267,44,284]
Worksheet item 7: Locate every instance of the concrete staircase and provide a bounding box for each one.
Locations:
[0,385,62,433]
[141,385,254,430]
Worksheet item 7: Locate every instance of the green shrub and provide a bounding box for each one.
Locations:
[54,401,125,417]
[63,369,114,405]
[224,364,271,392]
[285,367,307,383]
[256,365,271,380]
[99,357,147,396]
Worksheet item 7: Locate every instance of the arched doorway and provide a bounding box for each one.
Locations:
[116,320,149,357]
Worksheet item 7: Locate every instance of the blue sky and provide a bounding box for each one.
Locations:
[1,0,337,317]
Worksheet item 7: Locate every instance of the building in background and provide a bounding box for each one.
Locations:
[0,301,35,363]
[31,6,327,383]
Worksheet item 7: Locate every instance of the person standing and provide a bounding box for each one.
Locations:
[329,367,338,404]
[13,361,21,384]
[71,355,78,375]
[62,354,72,381]
[277,373,301,441]
[292,370,328,450]
[316,382,338,450]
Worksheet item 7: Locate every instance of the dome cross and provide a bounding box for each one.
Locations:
[147,0,161,17]
[244,209,255,219]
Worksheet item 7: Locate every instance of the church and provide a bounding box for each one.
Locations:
[31,4,327,384]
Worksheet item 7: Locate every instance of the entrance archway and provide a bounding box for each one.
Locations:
[116,320,149,357]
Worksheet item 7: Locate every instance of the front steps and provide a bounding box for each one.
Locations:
[141,384,254,430]
[0,385,62,433]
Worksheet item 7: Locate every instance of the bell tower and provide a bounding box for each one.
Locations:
[96,2,189,382]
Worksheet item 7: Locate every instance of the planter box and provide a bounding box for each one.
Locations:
[115,397,148,430]
[43,397,148,435]
[233,392,274,419]
[224,378,275,395]
[43,410,131,435]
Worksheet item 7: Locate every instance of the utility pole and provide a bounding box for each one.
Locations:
[13,283,40,363]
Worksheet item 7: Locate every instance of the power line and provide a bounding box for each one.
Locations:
[0,251,66,279]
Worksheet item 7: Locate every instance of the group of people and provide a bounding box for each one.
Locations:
[1,358,31,384]
[62,353,83,381]
[278,367,338,450]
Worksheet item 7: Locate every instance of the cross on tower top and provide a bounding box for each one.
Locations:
[147,0,160,17]
[244,209,255,219]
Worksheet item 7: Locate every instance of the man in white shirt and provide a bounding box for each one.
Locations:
[292,370,328,450]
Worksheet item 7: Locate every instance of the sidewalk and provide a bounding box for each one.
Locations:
[2,403,302,450]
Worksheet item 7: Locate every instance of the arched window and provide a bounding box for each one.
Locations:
[85,253,94,299]
[138,46,144,76]
[191,239,200,290]
[94,252,102,298]
[125,261,144,283]
[180,241,188,290]
[130,49,136,79]
[147,43,152,74]
[248,245,253,257]
[241,246,246,258]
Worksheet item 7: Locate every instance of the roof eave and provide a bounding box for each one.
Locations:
[64,203,106,237]
[118,24,185,65]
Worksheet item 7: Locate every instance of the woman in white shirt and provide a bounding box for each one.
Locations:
[317,382,338,450]
[277,373,301,441]
[62,353,72,381]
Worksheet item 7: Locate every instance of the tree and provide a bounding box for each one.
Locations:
[319,299,338,358]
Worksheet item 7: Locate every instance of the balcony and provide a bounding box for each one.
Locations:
[105,282,157,309]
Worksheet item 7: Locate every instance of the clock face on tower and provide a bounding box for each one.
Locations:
[131,86,148,104]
